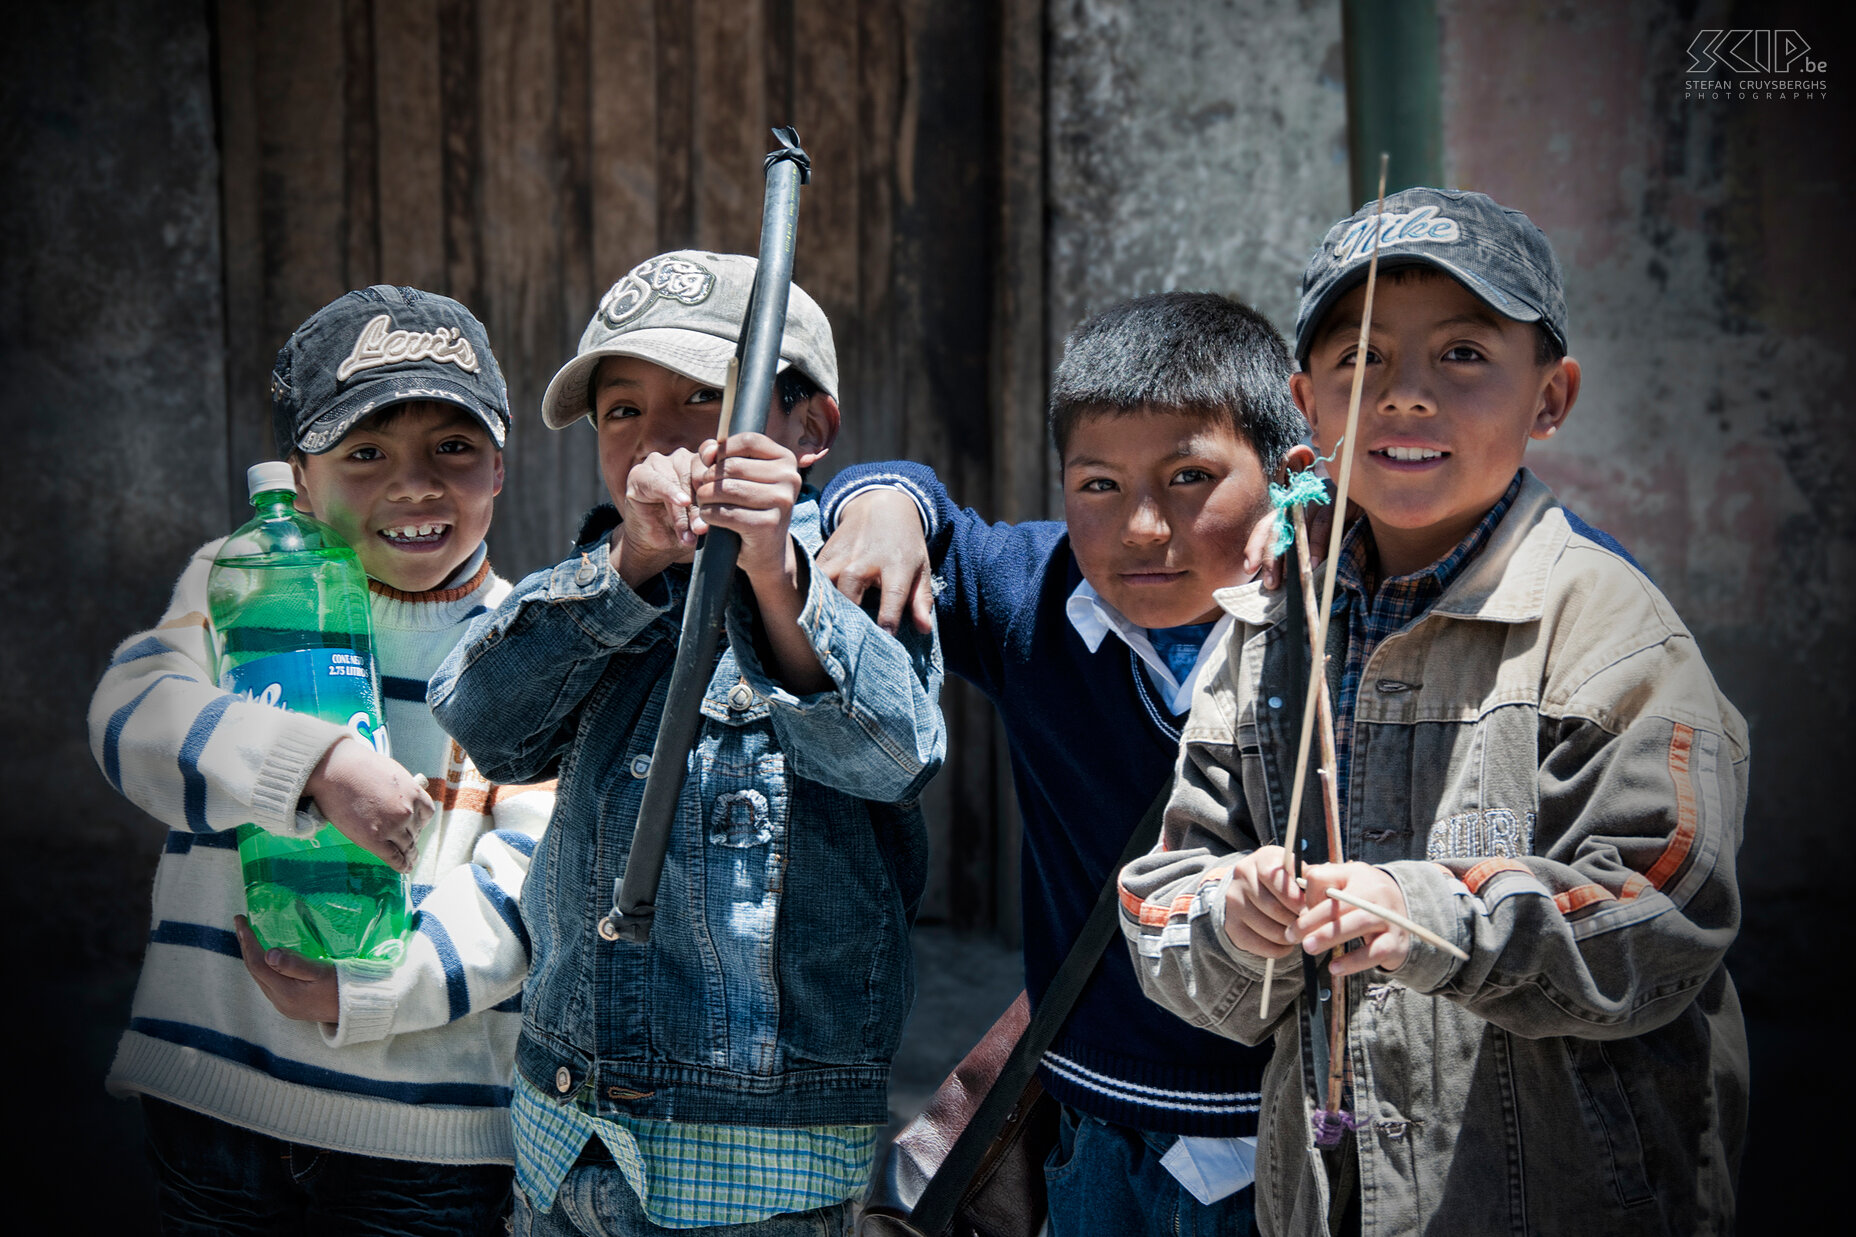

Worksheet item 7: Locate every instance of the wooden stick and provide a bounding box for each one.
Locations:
[1296,504,1352,1117]
[1322,885,1470,961]
[1325,956,1349,1115]
[1294,505,1346,868]
[1260,154,1390,1020]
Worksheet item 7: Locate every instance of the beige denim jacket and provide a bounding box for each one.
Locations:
[1119,472,1748,1236]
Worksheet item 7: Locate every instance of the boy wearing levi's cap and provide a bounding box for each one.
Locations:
[1118,188,1750,1235]
[90,285,553,1234]
[429,251,944,1236]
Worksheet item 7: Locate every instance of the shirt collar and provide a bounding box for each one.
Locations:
[1335,470,1524,610]
[1065,579,1232,714]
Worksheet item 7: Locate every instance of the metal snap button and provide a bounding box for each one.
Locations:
[1268,696,1283,709]
[574,556,597,586]
[555,1066,573,1093]
[727,681,755,711]
[630,754,651,778]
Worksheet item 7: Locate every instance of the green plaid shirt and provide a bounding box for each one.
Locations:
[511,1074,877,1226]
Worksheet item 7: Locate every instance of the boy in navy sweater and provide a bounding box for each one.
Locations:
[817,292,1305,1235]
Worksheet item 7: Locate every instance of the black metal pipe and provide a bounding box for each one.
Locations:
[599,128,811,945]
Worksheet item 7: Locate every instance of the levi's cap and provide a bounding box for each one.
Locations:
[540,250,838,430]
[270,285,510,456]
[1293,187,1568,364]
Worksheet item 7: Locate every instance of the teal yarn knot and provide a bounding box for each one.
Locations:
[1267,468,1332,559]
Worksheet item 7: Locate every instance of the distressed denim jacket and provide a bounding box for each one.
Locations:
[1118,474,1749,1236]
[430,497,944,1128]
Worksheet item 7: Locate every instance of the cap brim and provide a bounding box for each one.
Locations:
[1295,253,1550,364]
[540,330,793,430]
[299,372,509,453]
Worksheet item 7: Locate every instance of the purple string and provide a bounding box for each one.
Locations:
[1312,1108,1357,1149]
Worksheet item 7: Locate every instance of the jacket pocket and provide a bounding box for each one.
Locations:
[1567,1039,1654,1207]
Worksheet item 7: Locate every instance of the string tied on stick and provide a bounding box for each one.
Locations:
[1267,467,1334,559]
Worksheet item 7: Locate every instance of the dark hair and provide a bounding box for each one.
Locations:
[775,367,820,412]
[1048,292,1304,471]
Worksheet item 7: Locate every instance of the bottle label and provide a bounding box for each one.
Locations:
[222,649,390,756]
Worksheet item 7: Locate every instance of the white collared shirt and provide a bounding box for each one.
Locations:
[1063,580,1232,716]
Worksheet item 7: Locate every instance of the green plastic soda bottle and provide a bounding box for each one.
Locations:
[207,461,410,963]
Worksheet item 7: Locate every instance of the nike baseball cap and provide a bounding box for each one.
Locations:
[1294,187,1568,365]
[270,285,510,456]
[541,250,838,430]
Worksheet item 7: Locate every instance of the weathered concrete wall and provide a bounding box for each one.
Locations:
[1047,0,1352,508]
[1438,0,1853,1008]
[1,0,224,1218]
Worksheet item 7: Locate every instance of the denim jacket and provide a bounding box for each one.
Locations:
[430,498,944,1128]
[1118,474,1748,1236]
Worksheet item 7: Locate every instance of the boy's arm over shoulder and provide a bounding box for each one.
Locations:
[88,538,346,838]
[324,744,554,1045]
[819,459,1068,693]
[428,522,673,785]
[1388,548,1749,1039]
[1117,627,1298,1046]
[727,507,945,804]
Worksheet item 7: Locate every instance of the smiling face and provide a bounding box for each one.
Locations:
[1061,407,1271,628]
[1292,269,1579,578]
[588,355,837,505]
[292,400,504,592]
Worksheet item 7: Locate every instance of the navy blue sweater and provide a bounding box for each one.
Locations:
[822,462,1266,1137]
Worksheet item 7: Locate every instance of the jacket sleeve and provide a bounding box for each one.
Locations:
[1387,631,1748,1040]
[326,748,553,1045]
[87,538,346,839]
[428,542,673,786]
[820,458,1066,697]
[1116,640,1299,1047]
[727,531,946,804]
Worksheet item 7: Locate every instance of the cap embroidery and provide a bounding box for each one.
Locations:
[336,314,481,382]
[1333,205,1462,264]
[598,255,716,329]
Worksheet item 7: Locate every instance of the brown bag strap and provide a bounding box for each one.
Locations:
[903,778,1172,1234]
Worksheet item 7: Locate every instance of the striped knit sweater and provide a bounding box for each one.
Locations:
[89,538,553,1164]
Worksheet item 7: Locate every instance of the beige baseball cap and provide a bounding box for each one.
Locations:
[540,250,838,429]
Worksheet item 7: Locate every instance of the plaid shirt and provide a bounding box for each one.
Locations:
[1328,473,1523,826]
[511,1075,876,1226]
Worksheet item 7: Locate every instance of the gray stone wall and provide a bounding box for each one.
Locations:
[1047,0,1352,506]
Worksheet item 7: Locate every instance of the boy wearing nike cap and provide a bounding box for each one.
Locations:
[1118,190,1749,1234]
[430,251,944,1235]
[91,285,553,1232]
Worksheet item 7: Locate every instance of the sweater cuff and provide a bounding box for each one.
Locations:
[1381,860,1470,993]
[325,957,401,1047]
[820,473,937,539]
[251,714,349,838]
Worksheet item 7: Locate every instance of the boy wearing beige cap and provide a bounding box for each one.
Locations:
[431,251,945,1236]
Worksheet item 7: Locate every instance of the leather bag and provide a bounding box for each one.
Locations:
[857,783,1172,1237]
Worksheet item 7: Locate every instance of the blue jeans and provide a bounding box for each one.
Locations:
[1044,1104,1255,1237]
[142,1097,512,1235]
[511,1165,854,1237]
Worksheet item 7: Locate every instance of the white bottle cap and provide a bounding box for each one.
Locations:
[246,461,296,500]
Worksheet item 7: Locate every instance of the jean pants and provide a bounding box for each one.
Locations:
[1044,1104,1255,1237]
[511,1164,855,1237]
[142,1097,512,1236]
